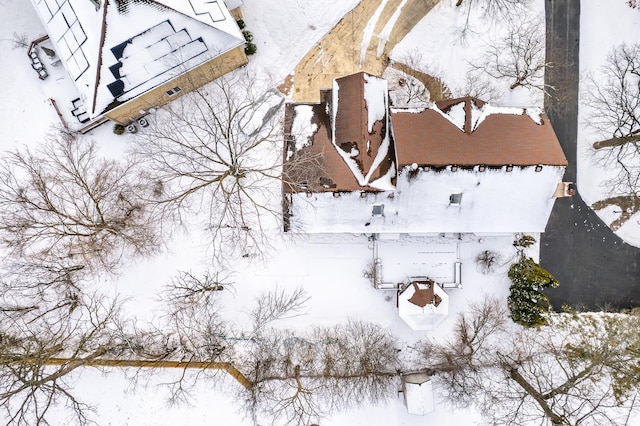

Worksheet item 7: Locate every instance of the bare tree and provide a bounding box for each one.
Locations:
[154,299,235,405]
[422,297,640,425]
[417,297,508,403]
[475,249,503,274]
[455,0,532,21]
[0,258,88,339]
[161,269,233,318]
[133,68,309,261]
[385,50,451,106]
[469,16,547,93]
[11,32,28,49]
[454,0,533,40]
[158,270,235,361]
[586,43,640,216]
[145,284,309,408]
[242,320,400,426]
[385,65,432,107]
[0,133,158,273]
[0,292,125,426]
[159,282,397,426]
[250,286,309,333]
[453,74,504,103]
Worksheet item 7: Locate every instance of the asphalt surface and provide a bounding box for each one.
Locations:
[540,0,640,310]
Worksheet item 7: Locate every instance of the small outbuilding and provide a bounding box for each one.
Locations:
[402,372,435,415]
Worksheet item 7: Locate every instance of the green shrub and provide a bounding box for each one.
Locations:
[113,123,125,135]
[242,30,253,42]
[245,42,257,55]
[236,19,246,29]
[513,234,536,249]
[507,256,559,327]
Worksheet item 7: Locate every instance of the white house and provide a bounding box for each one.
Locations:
[29,0,247,125]
[283,72,568,236]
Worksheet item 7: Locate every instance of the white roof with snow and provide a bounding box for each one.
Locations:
[402,373,435,416]
[30,0,245,117]
[289,166,565,234]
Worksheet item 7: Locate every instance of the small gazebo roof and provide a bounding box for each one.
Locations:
[398,279,449,331]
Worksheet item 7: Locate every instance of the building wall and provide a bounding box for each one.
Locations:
[104,45,248,124]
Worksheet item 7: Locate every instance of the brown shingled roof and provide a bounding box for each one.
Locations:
[407,281,434,308]
[283,76,567,194]
[284,73,395,193]
[283,99,364,193]
[391,97,567,167]
[333,73,394,184]
[333,73,368,161]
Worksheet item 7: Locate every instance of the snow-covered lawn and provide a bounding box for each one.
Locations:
[577,1,640,247]
[1,0,638,424]
[390,0,545,107]
[73,231,518,425]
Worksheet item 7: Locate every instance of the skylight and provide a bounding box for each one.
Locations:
[372,204,385,216]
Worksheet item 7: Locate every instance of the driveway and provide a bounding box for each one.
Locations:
[541,0,640,310]
[289,0,439,102]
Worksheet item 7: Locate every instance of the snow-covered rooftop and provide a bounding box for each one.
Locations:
[30,0,245,118]
[288,166,565,234]
[329,72,395,188]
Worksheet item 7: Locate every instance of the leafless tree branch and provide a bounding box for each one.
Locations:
[242,320,400,426]
[423,297,640,425]
[585,43,640,199]
[469,16,548,93]
[132,68,298,262]
[0,132,158,273]
[251,286,310,333]
[0,292,126,426]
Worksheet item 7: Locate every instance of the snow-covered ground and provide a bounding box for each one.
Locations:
[1,0,639,425]
[576,1,640,247]
[390,0,545,107]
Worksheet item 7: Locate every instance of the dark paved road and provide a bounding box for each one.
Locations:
[541,0,640,310]
[543,196,640,310]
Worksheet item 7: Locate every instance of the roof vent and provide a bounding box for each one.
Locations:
[449,193,462,206]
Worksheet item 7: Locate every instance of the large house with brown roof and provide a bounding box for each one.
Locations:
[30,0,247,125]
[283,72,568,235]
